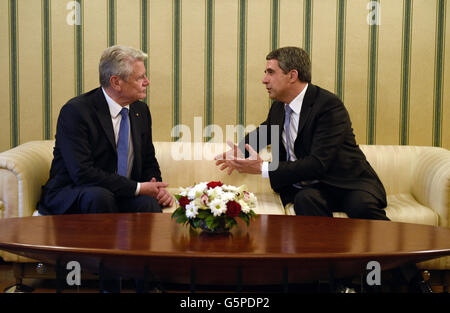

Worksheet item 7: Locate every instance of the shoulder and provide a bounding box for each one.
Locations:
[268,101,284,114]
[60,88,102,118]
[64,88,101,110]
[131,100,150,111]
[309,84,341,104]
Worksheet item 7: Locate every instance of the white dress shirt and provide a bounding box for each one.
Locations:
[262,84,308,178]
[102,88,140,195]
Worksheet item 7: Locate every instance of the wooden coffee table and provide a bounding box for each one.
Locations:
[0,213,449,287]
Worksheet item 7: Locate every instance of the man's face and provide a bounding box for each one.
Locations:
[262,59,291,102]
[119,60,149,103]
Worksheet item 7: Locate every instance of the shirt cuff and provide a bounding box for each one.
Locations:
[135,183,141,196]
[261,162,269,178]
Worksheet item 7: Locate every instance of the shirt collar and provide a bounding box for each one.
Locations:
[101,87,130,118]
[285,83,308,114]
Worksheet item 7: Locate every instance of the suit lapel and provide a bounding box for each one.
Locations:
[93,88,116,151]
[129,103,142,177]
[294,84,316,144]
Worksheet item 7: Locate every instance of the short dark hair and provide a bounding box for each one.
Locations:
[266,47,311,83]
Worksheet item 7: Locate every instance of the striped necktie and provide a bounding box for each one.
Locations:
[284,105,293,161]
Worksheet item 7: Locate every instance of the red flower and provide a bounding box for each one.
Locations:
[178,196,190,208]
[226,200,241,218]
[207,181,223,189]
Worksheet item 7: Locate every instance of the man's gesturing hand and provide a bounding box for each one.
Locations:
[215,141,263,175]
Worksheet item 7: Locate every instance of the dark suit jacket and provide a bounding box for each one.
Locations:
[242,83,387,206]
[38,87,162,215]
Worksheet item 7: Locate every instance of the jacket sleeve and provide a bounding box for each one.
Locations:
[141,105,162,182]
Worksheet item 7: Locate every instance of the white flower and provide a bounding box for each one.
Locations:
[223,184,238,192]
[185,202,198,219]
[209,199,227,217]
[220,192,236,202]
[207,186,223,198]
[177,187,188,197]
[188,182,208,200]
[238,199,250,214]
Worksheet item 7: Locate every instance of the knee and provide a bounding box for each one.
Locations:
[78,187,117,213]
[343,192,389,220]
[293,189,319,216]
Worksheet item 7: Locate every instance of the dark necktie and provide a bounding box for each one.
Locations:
[284,105,293,161]
[117,107,129,177]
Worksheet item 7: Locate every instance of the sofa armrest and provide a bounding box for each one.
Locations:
[0,140,54,218]
[411,148,450,227]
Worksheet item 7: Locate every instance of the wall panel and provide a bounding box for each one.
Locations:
[149,0,173,142]
[0,0,448,152]
[409,0,436,146]
[180,0,205,142]
[443,0,450,149]
[344,0,369,144]
[376,0,402,145]
[18,0,43,144]
[311,0,336,92]
[0,0,11,149]
[279,0,303,47]
[83,0,108,92]
[213,0,238,142]
[246,0,271,129]
[51,0,76,136]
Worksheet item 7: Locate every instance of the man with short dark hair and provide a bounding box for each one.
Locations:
[216,46,389,221]
[38,45,174,216]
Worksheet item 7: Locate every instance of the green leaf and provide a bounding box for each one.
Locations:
[197,210,211,219]
[205,215,217,230]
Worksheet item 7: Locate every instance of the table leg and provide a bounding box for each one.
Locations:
[190,266,196,293]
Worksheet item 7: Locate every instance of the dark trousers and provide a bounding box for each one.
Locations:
[280,183,389,221]
[66,186,162,214]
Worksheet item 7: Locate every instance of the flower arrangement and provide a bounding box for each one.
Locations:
[171,181,257,233]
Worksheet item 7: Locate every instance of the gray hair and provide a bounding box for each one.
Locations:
[99,45,148,87]
[266,47,311,83]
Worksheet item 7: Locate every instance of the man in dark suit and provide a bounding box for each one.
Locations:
[216,46,388,221]
[38,45,174,215]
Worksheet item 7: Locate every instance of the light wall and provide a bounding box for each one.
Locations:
[1,0,449,152]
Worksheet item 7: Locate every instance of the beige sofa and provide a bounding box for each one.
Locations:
[0,140,449,272]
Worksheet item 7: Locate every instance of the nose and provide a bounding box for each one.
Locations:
[143,75,150,86]
[262,73,269,84]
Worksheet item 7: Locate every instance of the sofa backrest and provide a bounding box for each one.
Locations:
[1,140,448,219]
[154,142,273,193]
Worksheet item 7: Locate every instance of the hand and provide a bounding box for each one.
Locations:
[215,141,244,175]
[139,178,169,198]
[215,142,263,175]
[156,187,175,208]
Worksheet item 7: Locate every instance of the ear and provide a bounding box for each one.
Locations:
[289,70,299,83]
[109,75,122,91]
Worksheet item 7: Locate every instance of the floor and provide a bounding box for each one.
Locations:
[1,261,449,293]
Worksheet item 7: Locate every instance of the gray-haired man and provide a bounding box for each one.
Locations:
[38,45,174,216]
